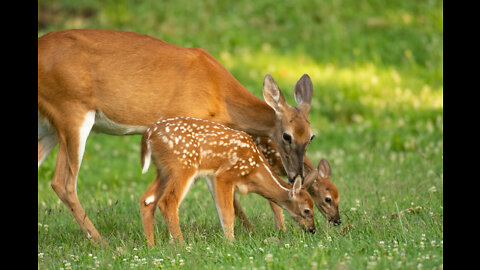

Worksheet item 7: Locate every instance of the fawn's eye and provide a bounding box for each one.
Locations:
[310,135,315,142]
[303,209,311,215]
[325,197,332,203]
[283,133,292,143]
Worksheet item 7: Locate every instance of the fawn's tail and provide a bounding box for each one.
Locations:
[140,128,152,174]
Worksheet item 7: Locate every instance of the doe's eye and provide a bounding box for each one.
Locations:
[303,209,311,215]
[310,135,315,142]
[283,133,292,143]
[325,197,332,203]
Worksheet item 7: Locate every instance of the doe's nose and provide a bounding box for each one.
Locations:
[309,227,316,234]
[334,219,342,226]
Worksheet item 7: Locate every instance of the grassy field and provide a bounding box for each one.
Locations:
[38,0,443,269]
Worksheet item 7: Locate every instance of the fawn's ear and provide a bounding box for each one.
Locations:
[289,175,303,199]
[303,169,319,189]
[263,74,287,113]
[317,158,332,179]
[294,74,313,114]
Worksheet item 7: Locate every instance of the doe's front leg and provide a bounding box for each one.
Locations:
[233,193,255,231]
[214,180,236,242]
[269,200,286,231]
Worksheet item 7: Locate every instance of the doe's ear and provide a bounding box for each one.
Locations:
[302,169,319,189]
[317,158,332,179]
[294,74,313,113]
[289,175,303,199]
[263,74,286,113]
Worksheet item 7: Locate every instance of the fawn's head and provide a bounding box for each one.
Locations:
[284,176,316,233]
[303,159,341,226]
[262,74,314,184]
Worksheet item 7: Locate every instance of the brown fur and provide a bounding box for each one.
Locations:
[238,137,341,229]
[139,117,315,245]
[38,29,315,242]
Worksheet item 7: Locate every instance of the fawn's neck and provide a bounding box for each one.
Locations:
[249,164,291,208]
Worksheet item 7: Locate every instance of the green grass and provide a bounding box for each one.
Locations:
[38,0,443,269]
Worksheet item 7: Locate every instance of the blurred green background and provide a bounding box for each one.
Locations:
[38,1,443,269]
[38,0,443,142]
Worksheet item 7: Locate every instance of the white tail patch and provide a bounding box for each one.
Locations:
[142,140,152,174]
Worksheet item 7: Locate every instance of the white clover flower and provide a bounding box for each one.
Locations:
[379,241,385,247]
[428,186,437,193]
[284,244,290,248]
[265,253,273,263]
[259,247,264,253]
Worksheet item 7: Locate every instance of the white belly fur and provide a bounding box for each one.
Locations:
[91,110,147,135]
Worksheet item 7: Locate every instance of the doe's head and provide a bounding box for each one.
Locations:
[262,74,315,184]
[303,159,341,226]
[285,176,316,234]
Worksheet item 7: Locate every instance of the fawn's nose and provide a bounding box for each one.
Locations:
[333,219,342,226]
[309,227,316,234]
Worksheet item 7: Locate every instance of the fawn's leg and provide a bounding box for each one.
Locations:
[139,176,165,246]
[157,169,197,243]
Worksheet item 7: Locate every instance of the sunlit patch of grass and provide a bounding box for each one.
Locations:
[220,48,442,112]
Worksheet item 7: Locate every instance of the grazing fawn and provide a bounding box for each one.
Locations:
[140,117,315,246]
[235,137,341,229]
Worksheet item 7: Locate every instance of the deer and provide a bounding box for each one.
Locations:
[38,29,316,243]
[139,116,315,246]
[235,135,341,231]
